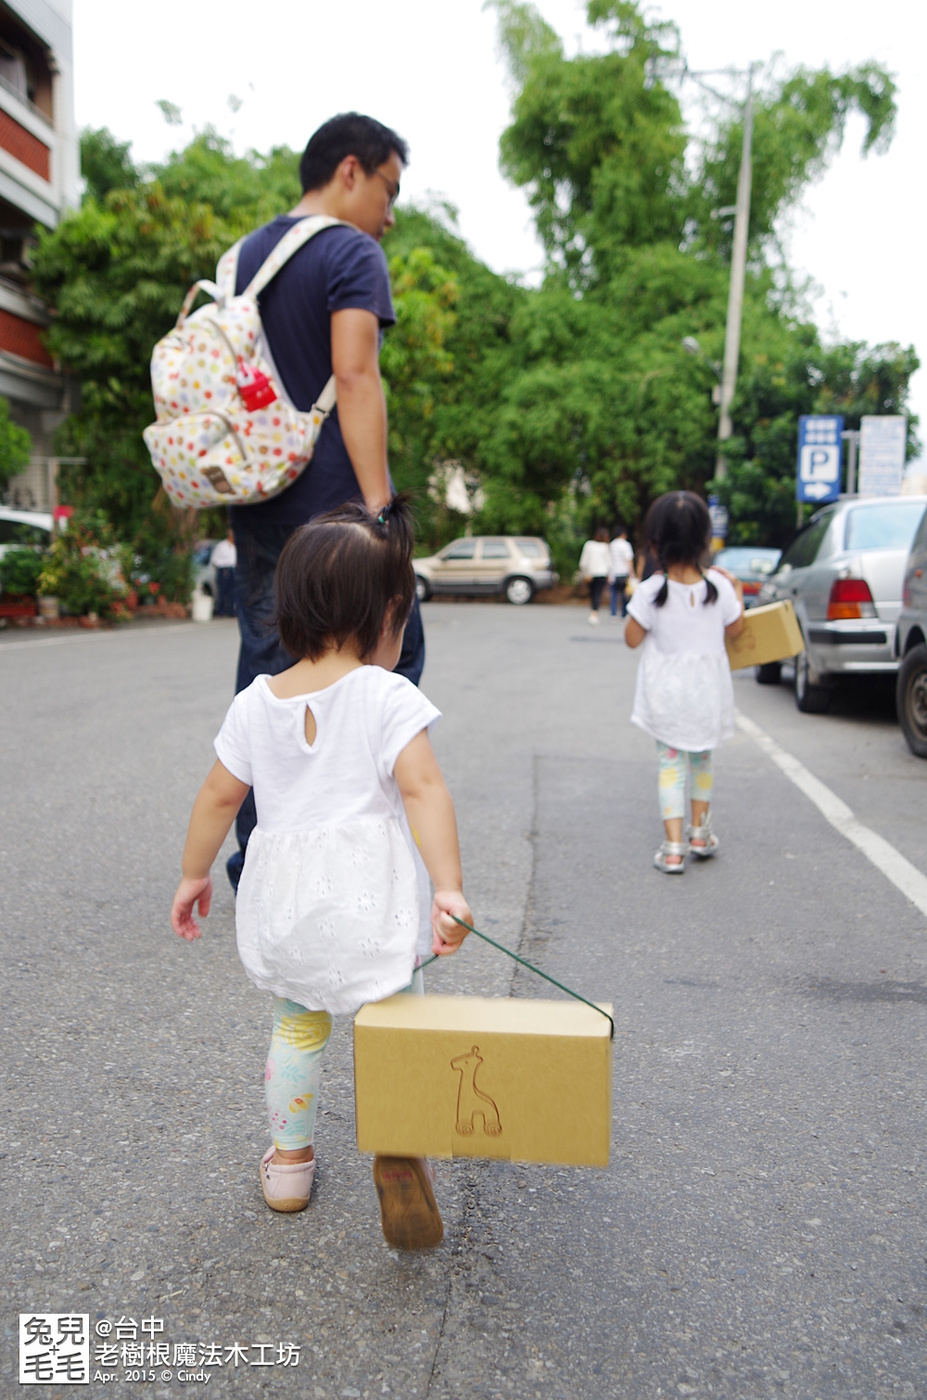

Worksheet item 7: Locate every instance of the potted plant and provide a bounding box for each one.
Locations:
[37,511,128,622]
[0,544,42,617]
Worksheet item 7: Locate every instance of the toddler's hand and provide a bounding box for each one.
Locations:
[431,891,472,956]
[171,875,212,942]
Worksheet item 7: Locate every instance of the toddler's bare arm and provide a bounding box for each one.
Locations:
[394,731,472,955]
[171,760,249,941]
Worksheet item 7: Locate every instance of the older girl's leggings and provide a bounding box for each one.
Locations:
[265,968,425,1149]
[656,742,713,822]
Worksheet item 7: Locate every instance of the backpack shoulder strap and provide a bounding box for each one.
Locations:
[245,216,351,300]
[216,239,243,303]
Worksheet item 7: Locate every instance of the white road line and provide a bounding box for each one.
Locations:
[0,624,195,653]
[736,710,927,922]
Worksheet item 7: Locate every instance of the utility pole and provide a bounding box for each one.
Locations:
[715,68,754,480]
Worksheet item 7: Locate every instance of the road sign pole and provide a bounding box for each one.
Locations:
[842,430,859,495]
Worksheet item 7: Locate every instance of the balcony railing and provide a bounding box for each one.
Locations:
[0,72,51,127]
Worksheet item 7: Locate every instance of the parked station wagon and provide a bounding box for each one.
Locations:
[414,536,558,605]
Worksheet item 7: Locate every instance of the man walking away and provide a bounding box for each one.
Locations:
[227,113,422,890]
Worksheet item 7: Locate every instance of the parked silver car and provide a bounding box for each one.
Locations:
[414,536,558,605]
[895,505,927,756]
[756,495,927,712]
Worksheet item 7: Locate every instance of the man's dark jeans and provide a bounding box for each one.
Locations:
[226,515,426,890]
[214,566,236,617]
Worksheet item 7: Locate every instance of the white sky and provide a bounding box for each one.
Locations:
[73,0,926,444]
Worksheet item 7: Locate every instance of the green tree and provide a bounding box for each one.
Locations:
[0,394,32,494]
[480,0,915,552]
[150,130,301,224]
[79,127,140,203]
[492,1,897,281]
[492,0,687,283]
[31,183,240,537]
[691,64,896,256]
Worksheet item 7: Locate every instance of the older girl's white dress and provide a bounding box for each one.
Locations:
[214,665,440,1015]
[627,570,741,752]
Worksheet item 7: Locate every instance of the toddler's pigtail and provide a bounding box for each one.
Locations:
[371,494,415,640]
[374,493,413,560]
[701,571,718,605]
[654,546,669,607]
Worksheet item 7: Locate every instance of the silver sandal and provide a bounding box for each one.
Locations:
[654,840,687,873]
[687,813,719,859]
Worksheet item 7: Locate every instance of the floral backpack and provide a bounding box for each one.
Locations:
[143,216,347,509]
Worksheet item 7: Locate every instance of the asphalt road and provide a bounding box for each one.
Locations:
[2,604,925,1399]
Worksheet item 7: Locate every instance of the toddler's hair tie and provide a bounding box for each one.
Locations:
[377,501,393,526]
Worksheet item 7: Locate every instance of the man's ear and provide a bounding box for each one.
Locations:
[339,155,361,191]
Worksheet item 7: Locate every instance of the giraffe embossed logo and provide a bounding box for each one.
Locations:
[450,1045,502,1138]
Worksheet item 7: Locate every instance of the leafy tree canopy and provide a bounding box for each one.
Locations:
[33,5,917,570]
[490,0,897,282]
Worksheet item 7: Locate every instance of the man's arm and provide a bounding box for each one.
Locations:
[331,307,390,513]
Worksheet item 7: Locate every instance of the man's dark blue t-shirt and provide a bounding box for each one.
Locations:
[229,217,395,531]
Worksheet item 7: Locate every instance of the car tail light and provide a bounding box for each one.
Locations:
[827,578,876,620]
[742,580,760,595]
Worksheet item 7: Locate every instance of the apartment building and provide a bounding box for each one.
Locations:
[0,0,79,510]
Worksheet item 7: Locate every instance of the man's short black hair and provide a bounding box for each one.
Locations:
[299,112,409,194]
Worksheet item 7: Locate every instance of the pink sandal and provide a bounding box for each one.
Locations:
[260,1146,315,1213]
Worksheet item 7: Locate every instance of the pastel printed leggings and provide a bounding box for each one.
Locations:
[264,998,333,1150]
[264,969,425,1150]
[656,742,713,822]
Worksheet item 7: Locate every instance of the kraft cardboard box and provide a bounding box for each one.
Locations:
[726,599,804,671]
[354,994,613,1168]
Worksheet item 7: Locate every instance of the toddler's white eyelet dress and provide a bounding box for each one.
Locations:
[214,665,440,1015]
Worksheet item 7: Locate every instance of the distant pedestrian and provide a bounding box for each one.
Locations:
[624,492,744,873]
[579,527,610,625]
[171,498,471,1249]
[607,525,635,620]
[210,530,237,616]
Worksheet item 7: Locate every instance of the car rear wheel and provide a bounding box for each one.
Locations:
[794,648,832,714]
[505,576,534,605]
[897,643,927,758]
[755,662,782,685]
[415,574,432,603]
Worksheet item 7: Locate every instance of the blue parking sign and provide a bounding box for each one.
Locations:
[797,415,843,503]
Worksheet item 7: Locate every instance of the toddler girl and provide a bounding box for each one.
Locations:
[624,491,744,872]
[171,497,471,1248]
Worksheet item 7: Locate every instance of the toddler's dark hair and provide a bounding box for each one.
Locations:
[274,496,415,661]
[643,490,717,608]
